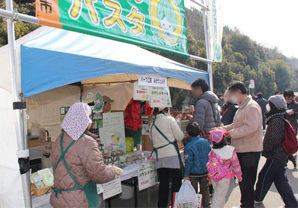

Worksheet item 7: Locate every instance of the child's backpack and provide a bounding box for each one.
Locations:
[207,151,231,182]
[279,117,298,155]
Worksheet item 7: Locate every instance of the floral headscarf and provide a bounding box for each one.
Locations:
[61,103,92,141]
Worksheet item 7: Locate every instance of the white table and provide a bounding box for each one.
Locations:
[32,161,151,208]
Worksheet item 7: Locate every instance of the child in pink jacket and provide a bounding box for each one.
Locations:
[207,128,242,208]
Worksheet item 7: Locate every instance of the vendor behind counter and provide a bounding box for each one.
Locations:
[124,98,152,150]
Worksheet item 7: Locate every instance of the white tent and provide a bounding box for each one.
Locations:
[0,26,209,207]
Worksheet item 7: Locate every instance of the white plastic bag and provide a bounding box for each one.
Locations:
[173,180,199,208]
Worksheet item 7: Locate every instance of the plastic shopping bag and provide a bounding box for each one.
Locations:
[173,180,199,208]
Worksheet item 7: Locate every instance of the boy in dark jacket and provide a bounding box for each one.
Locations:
[184,122,211,208]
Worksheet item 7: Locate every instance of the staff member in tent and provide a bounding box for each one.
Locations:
[124,98,152,150]
[51,103,121,208]
[149,107,184,208]
[86,95,115,139]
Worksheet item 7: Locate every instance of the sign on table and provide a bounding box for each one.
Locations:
[100,112,126,152]
[141,116,149,135]
[97,178,122,200]
[138,75,167,88]
[150,87,172,108]
[133,82,151,101]
[35,0,188,56]
[138,163,158,191]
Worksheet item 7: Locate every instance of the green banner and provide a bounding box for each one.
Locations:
[206,0,223,62]
[36,0,188,56]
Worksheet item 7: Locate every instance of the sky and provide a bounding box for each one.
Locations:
[185,0,298,59]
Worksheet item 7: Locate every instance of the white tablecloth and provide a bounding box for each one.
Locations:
[32,161,150,207]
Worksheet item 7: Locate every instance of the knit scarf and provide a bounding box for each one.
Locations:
[265,112,285,124]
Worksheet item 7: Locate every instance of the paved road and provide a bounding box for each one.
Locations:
[110,156,298,208]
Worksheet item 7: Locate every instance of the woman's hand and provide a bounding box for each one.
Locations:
[113,165,123,175]
[224,131,231,138]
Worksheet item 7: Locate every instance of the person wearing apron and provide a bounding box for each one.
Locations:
[149,107,184,208]
[50,103,120,208]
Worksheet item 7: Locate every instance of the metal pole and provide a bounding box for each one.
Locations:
[201,0,214,91]
[0,8,38,24]
[5,0,32,207]
[189,54,213,64]
[188,0,209,10]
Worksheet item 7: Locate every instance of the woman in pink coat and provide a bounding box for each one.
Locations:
[51,103,120,208]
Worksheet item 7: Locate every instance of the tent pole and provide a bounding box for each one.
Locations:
[0,8,38,24]
[5,0,32,207]
[201,0,214,92]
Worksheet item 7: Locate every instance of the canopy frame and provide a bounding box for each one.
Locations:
[0,0,213,207]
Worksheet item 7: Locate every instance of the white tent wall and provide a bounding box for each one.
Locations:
[26,83,133,142]
[0,48,25,206]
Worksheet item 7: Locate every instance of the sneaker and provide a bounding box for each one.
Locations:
[255,200,262,204]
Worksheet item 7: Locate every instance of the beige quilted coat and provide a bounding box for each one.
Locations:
[50,133,116,208]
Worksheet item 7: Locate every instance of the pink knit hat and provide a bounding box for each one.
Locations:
[209,128,227,144]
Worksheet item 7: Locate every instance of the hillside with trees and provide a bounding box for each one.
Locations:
[0,3,297,109]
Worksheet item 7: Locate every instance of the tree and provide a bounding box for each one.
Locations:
[269,60,292,92]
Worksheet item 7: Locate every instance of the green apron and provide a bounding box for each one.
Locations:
[150,114,184,176]
[52,133,99,208]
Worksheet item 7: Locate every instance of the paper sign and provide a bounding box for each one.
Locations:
[133,82,151,101]
[141,116,150,136]
[249,79,255,89]
[138,75,168,87]
[102,178,122,200]
[101,112,126,152]
[150,87,172,108]
[138,163,158,191]
[97,184,104,195]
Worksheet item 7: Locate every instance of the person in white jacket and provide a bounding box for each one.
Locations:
[149,107,184,208]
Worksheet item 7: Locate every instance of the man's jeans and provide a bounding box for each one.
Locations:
[237,152,261,208]
[255,156,298,208]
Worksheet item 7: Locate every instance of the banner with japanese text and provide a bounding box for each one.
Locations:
[206,0,223,62]
[36,0,188,56]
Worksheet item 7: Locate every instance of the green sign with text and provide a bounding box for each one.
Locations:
[36,0,188,56]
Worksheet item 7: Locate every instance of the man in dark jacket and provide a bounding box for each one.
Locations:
[221,91,238,126]
[284,89,298,132]
[284,89,298,168]
[256,92,267,130]
[191,79,221,131]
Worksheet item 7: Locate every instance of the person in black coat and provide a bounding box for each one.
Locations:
[256,92,267,130]
[221,91,238,126]
[255,95,298,207]
[284,89,298,168]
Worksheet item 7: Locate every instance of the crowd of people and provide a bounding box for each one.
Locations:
[150,79,298,208]
[49,79,298,208]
